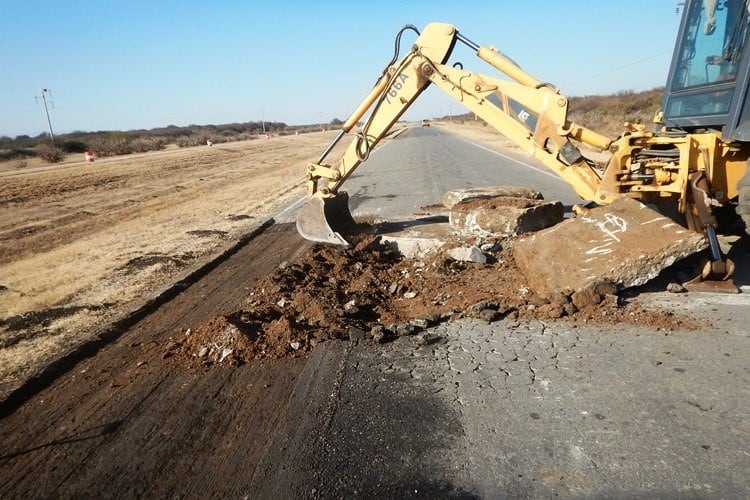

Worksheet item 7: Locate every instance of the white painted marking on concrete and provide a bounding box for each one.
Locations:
[640,217,667,225]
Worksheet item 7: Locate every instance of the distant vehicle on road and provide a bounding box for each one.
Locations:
[421,119,430,127]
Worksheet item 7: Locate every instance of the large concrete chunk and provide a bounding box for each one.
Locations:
[512,197,708,297]
[450,197,564,236]
[442,186,543,209]
[380,235,446,259]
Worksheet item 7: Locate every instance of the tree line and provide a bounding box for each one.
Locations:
[1,119,340,164]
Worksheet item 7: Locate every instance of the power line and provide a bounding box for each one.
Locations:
[563,49,673,93]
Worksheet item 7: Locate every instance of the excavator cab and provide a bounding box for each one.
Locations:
[663,0,750,139]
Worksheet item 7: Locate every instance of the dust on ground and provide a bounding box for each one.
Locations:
[165,233,701,368]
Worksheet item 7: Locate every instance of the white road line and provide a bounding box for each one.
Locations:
[453,135,564,181]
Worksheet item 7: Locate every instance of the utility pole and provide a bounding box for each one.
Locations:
[260,106,266,133]
[36,88,55,145]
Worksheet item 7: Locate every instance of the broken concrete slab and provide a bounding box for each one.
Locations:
[447,246,487,263]
[512,197,708,297]
[449,197,564,236]
[381,235,445,259]
[442,186,543,209]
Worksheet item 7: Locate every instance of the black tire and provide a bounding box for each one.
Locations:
[738,161,750,236]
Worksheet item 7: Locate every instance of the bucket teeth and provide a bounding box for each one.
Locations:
[296,192,358,246]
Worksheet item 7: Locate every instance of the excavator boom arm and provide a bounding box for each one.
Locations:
[306,23,457,197]
[299,22,612,244]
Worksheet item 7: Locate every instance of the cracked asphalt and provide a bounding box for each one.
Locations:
[252,305,750,498]
[249,128,750,498]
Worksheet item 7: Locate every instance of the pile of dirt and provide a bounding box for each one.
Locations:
[166,235,700,367]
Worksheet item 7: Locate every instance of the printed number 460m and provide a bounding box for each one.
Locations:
[384,74,409,105]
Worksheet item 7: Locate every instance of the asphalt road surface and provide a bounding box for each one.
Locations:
[1,126,749,498]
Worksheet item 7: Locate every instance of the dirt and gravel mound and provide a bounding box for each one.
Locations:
[165,235,700,367]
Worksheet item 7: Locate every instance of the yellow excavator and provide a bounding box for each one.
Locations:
[297,0,750,287]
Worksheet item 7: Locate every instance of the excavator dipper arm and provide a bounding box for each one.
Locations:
[297,23,457,244]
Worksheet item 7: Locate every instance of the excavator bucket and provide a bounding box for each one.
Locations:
[296,192,358,246]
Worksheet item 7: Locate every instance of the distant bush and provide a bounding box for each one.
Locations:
[37,144,65,163]
[61,139,87,153]
[130,136,165,153]
[1,119,303,154]
[89,134,131,156]
[176,135,203,148]
[568,88,663,137]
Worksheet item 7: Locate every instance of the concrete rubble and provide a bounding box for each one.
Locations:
[441,186,543,208]
[447,246,487,263]
[512,197,709,297]
[444,186,564,236]
[381,235,445,259]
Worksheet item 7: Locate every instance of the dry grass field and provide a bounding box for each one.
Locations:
[0,130,351,392]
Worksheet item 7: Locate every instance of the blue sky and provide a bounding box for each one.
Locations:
[1,1,682,138]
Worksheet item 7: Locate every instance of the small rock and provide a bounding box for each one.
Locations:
[480,240,502,253]
[277,297,290,308]
[478,308,501,323]
[571,288,603,309]
[415,332,439,347]
[592,281,618,296]
[563,302,578,316]
[290,341,302,351]
[343,299,359,314]
[667,282,687,293]
[396,323,419,336]
[527,294,550,307]
[548,292,570,306]
[348,327,368,343]
[447,246,487,263]
[409,318,430,329]
[403,291,417,299]
[198,347,209,358]
[469,300,499,314]
[371,325,389,344]
[538,303,565,319]
[432,292,451,305]
[600,294,620,308]
[218,348,233,363]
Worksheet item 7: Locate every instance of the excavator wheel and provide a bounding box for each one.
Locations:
[296,191,359,246]
[737,160,750,236]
